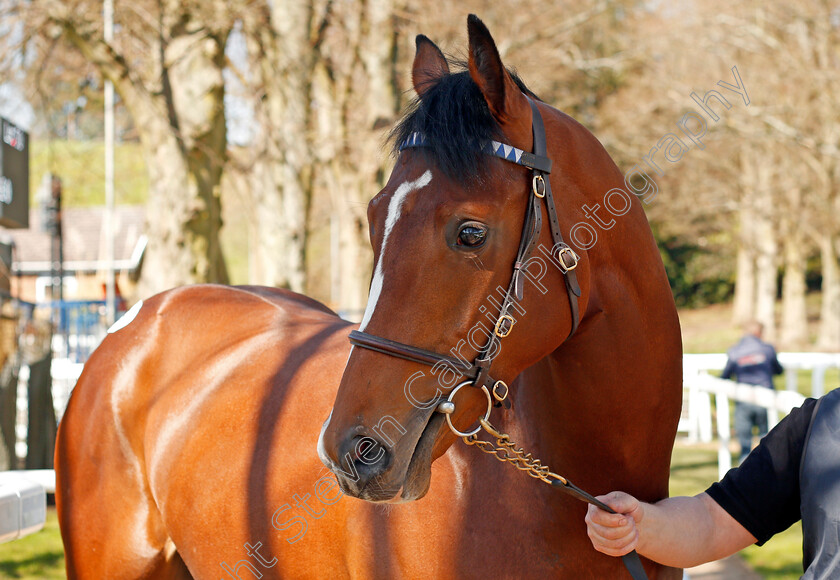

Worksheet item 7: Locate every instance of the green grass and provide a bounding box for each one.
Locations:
[775,368,839,399]
[679,293,831,355]
[1,297,830,579]
[0,508,65,579]
[742,524,804,580]
[0,447,808,580]
[679,303,743,353]
[669,443,720,497]
[30,140,149,208]
[29,138,254,286]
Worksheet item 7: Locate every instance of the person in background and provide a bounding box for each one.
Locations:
[584,389,838,579]
[721,320,783,462]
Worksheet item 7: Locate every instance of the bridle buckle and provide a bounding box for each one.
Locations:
[494,315,515,338]
[556,245,579,273]
[492,380,509,403]
[532,174,546,198]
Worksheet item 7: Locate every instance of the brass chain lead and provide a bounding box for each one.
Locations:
[463,417,568,486]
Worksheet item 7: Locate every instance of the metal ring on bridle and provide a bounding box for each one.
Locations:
[532,174,546,198]
[443,381,493,438]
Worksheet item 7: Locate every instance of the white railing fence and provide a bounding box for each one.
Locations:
[681,352,839,479]
[683,371,806,479]
[3,351,838,542]
[684,352,840,397]
[11,352,840,469]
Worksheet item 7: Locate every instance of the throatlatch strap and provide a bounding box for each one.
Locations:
[527,99,581,338]
[354,98,641,580]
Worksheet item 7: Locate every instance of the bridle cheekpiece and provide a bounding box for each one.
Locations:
[345,98,649,580]
[348,98,581,406]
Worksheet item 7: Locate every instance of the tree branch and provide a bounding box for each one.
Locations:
[38,0,134,88]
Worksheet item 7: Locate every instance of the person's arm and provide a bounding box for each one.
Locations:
[585,491,757,568]
[720,356,736,380]
[770,348,783,375]
[588,397,817,567]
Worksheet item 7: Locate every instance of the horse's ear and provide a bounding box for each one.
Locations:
[412,35,450,99]
[467,15,531,136]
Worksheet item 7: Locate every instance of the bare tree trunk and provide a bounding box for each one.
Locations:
[331,168,375,316]
[308,0,399,317]
[240,0,398,304]
[733,152,756,324]
[46,0,232,297]
[136,113,228,295]
[781,236,808,346]
[732,213,756,325]
[240,1,312,291]
[754,233,778,340]
[780,188,808,347]
[133,22,229,296]
[246,156,307,290]
[753,157,777,341]
[818,235,840,349]
[310,72,366,315]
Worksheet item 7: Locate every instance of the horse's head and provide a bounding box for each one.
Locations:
[319,15,592,502]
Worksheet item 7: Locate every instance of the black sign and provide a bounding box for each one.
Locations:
[0,117,29,229]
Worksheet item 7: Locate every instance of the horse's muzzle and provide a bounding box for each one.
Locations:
[320,432,399,501]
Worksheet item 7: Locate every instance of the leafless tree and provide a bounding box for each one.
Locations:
[9,0,236,296]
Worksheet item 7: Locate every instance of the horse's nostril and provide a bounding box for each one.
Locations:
[345,434,390,473]
[357,439,373,457]
[352,435,385,462]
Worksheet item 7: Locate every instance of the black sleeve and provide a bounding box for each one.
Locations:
[705,397,818,545]
[721,357,735,381]
[770,348,784,375]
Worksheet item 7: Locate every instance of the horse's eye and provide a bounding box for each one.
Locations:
[457,223,487,247]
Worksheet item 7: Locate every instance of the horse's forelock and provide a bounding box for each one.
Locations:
[390,65,538,183]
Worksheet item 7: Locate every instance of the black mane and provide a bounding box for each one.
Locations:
[389,64,539,182]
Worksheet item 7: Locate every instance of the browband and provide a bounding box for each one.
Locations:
[354,100,645,580]
[399,131,553,174]
[352,99,582,397]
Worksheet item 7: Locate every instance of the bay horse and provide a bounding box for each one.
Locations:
[55,16,683,579]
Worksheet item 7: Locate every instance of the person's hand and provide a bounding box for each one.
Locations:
[585,492,644,556]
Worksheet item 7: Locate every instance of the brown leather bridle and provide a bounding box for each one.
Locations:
[349,99,581,402]
[346,99,651,580]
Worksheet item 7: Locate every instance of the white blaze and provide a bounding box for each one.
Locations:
[358,170,432,331]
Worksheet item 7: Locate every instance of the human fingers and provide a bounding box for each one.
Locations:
[585,504,639,556]
[585,503,635,535]
[589,492,642,524]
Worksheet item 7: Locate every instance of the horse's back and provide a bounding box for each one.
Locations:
[55,284,350,579]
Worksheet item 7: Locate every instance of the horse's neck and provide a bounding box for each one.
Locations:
[507,271,681,463]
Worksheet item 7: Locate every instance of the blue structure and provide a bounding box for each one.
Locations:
[48,300,125,363]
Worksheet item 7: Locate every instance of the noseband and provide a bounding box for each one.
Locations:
[349,99,582,402]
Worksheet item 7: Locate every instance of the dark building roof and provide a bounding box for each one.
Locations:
[3,206,146,275]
